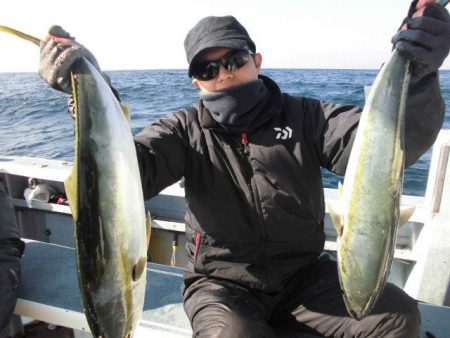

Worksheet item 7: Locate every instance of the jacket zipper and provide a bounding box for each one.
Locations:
[240,132,273,289]
[241,132,250,156]
[194,232,201,261]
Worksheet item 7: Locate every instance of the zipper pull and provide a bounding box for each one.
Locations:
[241,132,250,156]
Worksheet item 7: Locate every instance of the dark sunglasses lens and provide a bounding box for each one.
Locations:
[194,62,219,81]
[224,50,250,72]
[193,49,253,80]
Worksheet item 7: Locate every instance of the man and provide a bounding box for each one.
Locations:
[0,177,24,338]
[38,0,450,336]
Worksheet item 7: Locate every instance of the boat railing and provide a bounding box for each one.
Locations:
[0,129,448,275]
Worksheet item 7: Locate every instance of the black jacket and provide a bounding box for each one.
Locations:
[134,73,444,293]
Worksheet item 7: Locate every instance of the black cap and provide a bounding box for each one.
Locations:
[184,16,256,77]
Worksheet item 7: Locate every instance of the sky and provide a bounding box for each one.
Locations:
[1,0,450,73]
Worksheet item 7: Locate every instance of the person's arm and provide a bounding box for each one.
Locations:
[317,78,444,176]
[133,111,190,200]
[39,25,108,94]
[393,0,450,164]
[37,25,189,199]
[403,71,445,166]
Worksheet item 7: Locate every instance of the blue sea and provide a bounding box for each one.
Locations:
[1,69,449,196]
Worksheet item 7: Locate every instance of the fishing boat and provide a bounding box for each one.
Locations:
[2,129,450,338]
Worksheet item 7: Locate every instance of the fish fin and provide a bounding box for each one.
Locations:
[132,256,147,282]
[338,182,344,197]
[146,211,152,248]
[326,200,344,237]
[64,72,79,220]
[399,205,416,227]
[120,103,131,126]
[0,25,41,46]
[64,171,78,220]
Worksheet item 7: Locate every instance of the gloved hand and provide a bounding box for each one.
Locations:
[39,25,104,93]
[392,0,450,77]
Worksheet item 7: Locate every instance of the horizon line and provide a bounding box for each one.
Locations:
[3,67,450,74]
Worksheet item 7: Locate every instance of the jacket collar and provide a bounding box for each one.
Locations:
[198,75,283,133]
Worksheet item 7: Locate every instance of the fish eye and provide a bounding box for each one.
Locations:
[132,257,147,281]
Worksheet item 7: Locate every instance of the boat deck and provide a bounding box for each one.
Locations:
[16,241,190,337]
[14,241,450,338]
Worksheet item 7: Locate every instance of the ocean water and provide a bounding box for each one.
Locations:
[0,69,449,196]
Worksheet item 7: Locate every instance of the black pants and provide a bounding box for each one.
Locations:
[183,256,420,338]
[0,177,24,338]
[0,177,20,239]
[0,240,23,338]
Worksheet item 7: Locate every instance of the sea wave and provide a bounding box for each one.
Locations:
[1,69,449,196]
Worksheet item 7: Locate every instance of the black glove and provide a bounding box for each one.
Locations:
[38,25,104,93]
[392,2,450,77]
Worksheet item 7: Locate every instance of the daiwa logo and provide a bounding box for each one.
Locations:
[274,127,293,140]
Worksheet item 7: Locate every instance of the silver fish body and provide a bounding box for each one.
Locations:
[328,0,449,319]
[327,50,410,319]
[0,26,148,337]
[65,59,148,337]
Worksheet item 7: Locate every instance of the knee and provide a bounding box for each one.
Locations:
[190,302,276,338]
[370,285,421,338]
[0,238,24,259]
[358,283,420,338]
[355,302,420,338]
[226,311,275,338]
[0,245,22,337]
[183,279,276,338]
[387,302,421,338]
[0,240,22,289]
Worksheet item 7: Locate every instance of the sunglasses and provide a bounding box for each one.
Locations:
[192,49,255,81]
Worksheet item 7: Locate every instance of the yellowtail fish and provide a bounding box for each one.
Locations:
[326,0,448,319]
[67,58,149,338]
[0,25,150,337]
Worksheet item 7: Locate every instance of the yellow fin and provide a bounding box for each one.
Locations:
[0,25,41,46]
[326,200,344,237]
[399,205,416,228]
[64,72,79,220]
[146,211,152,248]
[132,256,147,282]
[120,103,131,126]
[64,171,78,220]
[338,182,344,197]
